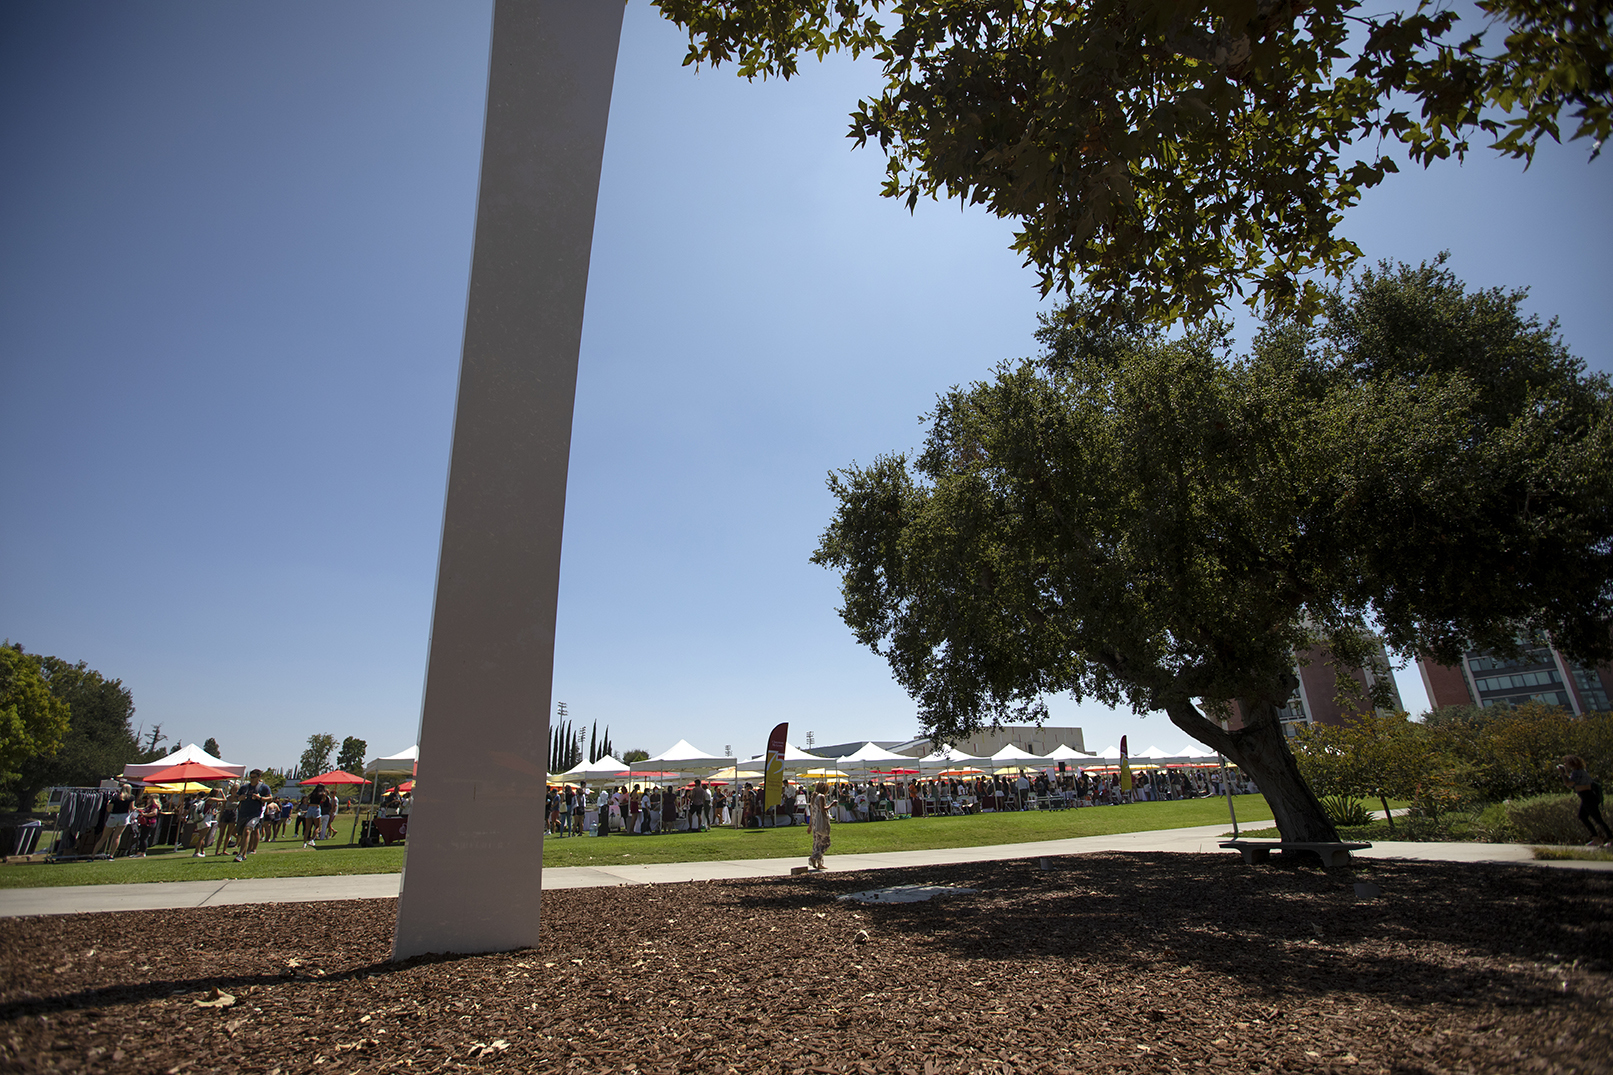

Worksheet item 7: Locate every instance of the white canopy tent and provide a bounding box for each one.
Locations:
[123,742,245,781]
[832,742,918,774]
[916,745,982,771]
[738,742,831,771]
[363,744,419,775]
[557,755,631,780]
[1046,744,1096,762]
[985,744,1050,771]
[630,739,730,773]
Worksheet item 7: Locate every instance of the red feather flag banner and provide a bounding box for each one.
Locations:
[1119,735,1134,794]
[763,722,788,810]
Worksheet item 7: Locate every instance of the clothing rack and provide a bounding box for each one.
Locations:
[45,787,114,861]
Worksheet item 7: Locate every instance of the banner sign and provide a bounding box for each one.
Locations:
[1119,734,1134,793]
[763,722,788,810]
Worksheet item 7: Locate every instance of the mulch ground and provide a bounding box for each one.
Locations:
[2,852,1610,1075]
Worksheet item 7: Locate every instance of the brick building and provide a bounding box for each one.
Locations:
[1226,640,1404,738]
[1418,642,1612,715]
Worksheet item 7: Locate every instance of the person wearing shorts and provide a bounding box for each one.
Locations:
[215,783,238,855]
[234,769,271,862]
[303,788,326,847]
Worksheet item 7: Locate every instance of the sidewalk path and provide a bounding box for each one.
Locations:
[4,823,1608,918]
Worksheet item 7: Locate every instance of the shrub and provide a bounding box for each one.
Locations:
[1319,795,1373,826]
[1504,794,1590,845]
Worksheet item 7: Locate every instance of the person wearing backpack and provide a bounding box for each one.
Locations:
[1560,755,1612,848]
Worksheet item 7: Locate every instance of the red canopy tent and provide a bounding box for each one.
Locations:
[300,770,370,786]
[141,760,237,784]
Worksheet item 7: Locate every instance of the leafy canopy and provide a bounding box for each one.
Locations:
[655,0,1610,322]
[812,259,1613,750]
[0,645,71,788]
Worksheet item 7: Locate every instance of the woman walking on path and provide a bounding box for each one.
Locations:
[1560,755,1612,847]
[807,781,832,871]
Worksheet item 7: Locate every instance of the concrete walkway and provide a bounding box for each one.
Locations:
[3,823,1609,918]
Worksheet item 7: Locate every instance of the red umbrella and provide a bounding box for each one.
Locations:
[397,779,414,793]
[141,760,237,784]
[300,769,370,786]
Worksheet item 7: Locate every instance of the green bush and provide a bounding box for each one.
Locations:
[1504,794,1591,845]
[1320,795,1373,826]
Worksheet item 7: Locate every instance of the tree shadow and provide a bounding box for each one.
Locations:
[728,851,1612,1014]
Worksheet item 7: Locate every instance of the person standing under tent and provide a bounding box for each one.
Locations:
[95,782,136,858]
[595,783,611,837]
[807,781,832,871]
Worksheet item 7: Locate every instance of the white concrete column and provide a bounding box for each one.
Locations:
[392,0,624,961]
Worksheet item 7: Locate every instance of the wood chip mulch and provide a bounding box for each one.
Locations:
[2,852,1611,1075]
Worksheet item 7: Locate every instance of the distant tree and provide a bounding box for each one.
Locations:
[299,733,337,779]
[136,723,168,762]
[263,768,288,793]
[203,737,222,759]
[622,748,650,764]
[336,736,367,774]
[588,722,598,765]
[813,261,1613,843]
[4,649,137,810]
[0,645,72,803]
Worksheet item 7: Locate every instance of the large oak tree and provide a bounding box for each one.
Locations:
[811,260,1613,840]
[656,0,1609,322]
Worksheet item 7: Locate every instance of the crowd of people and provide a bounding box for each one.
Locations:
[543,765,1255,837]
[73,767,399,861]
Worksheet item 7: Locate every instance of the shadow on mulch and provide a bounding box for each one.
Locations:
[2,851,1610,1075]
[728,853,1613,1008]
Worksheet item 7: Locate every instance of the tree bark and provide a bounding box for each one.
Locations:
[1161,698,1340,842]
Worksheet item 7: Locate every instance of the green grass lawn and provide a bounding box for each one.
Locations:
[0,796,1270,889]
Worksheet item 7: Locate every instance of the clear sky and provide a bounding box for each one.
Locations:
[3,2,1609,773]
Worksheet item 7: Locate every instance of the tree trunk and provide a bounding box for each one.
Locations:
[1163,699,1340,843]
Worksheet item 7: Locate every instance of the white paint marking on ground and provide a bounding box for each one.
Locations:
[837,884,980,904]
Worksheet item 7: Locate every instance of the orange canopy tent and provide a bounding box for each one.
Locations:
[141,760,237,784]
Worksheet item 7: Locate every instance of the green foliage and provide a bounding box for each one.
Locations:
[622,749,651,764]
[1425,704,1613,801]
[203,737,222,759]
[299,733,336,779]
[0,645,71,790]
[1319,795,1373,826]
[2,646,137,809]
[1503,792,1589,844]
[811,260,1613,841]
[263,769,288,793]
[655,0,1610,323]
[336,737,367,774]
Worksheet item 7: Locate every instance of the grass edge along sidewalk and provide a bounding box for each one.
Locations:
[0,795,1272,889]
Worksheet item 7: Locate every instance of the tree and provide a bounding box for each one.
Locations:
[812,260,1613,841]
[203,737,222,759]
[0,645,71,800]
[656,0,1608,323]
[622,748,651,764]
[1294,712,1425,831]
[300,733,337,778]
[337,736,368,774]
[3,648,138,811]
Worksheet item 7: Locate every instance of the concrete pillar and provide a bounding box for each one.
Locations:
[392,0,624,961]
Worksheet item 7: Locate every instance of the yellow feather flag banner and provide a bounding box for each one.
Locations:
[763,722,788,811]
[1119,735,1134,793]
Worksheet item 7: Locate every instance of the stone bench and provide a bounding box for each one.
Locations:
[1219,839,1371,868]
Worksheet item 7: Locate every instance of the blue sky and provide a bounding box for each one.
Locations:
[3,2,1608,772]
